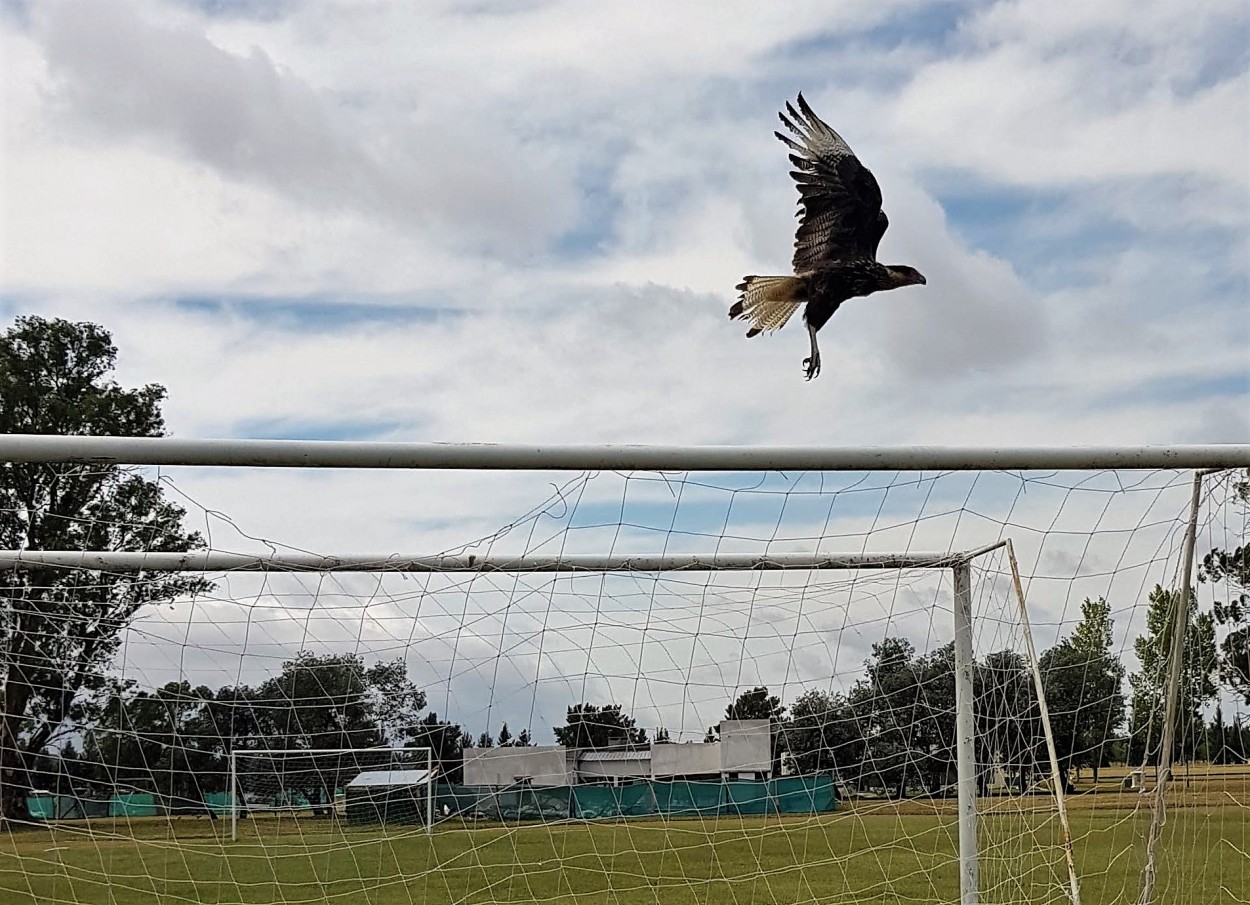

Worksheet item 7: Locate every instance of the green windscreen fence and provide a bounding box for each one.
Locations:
[27,776,837,824]
[435,776,836,822]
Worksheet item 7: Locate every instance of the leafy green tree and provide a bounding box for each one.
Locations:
[497,723,513,747]
[553,703,645,748]
[251,652,385,751]
[849,638,920,797]
[409,713,466,783]
[363,658,429,746]
[911,644,959,795]
[784,690,863,776]
[0,316,211,823]
[1199,470,1249,703]
[1039,598,1126,785]
[514,728,533,747]
[82,680,227,811]
[476,731,494,749]
[976,650,1040,794]
[1128,586,1217,766]
[725,686,785,722]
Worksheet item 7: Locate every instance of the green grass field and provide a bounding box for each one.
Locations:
[1,801,1245,905]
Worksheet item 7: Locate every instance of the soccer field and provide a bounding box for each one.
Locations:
[1,804,1245,905]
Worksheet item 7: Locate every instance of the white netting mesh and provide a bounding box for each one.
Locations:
[2,462,1247,905]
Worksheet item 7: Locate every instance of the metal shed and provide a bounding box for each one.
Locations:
[344,769,433,826]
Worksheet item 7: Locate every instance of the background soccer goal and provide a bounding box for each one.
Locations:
[1,437,1247,905]
[229,746,435,839]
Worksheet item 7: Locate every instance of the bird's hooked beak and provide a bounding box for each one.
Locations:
[915,272,927,285]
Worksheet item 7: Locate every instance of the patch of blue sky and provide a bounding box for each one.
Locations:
[765,2,971,92]
[933,185,1140,290]
[1093,371,1250,411]
[550,162,621,260]
[933,182,1247,299]
[165,0,297,21]
[554,468,1192,561]
[0,294,28,323]
[171,295,462,331]
[231,417,407,442]
[1170,18,1249,98]
[552,471,1014,548]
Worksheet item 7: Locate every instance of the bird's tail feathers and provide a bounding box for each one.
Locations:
[729,276,803,338]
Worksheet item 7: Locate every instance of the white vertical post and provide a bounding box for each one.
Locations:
[426,748,435,835]
[228,750,237,842]
[1006,540,1082,905]
[953,562,979,905]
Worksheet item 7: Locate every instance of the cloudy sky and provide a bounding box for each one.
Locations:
[2,0,1247,741]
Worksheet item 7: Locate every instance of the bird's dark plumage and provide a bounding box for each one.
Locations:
[729,93,926,379]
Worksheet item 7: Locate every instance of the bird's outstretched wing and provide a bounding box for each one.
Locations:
[775,94,888,273]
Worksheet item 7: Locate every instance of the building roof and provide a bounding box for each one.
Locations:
[346,769,432,788]
[579,750,651,762]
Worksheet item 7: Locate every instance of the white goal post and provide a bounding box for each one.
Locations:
[2,437,1248,905]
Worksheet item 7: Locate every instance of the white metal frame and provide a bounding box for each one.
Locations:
[16,543,1017,904]
[0,549,992,573]
[228,746,435,841]
[5,438,1246,904]
[0,435,1245,471]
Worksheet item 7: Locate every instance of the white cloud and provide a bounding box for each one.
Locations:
[0,0,1246,729]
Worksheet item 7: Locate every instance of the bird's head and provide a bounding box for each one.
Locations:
[886,265,927,287]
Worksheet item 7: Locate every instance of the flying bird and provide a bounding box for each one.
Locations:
[729,94,926,379]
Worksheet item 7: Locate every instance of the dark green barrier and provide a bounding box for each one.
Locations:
[110,793,158,817]
[434,777,837,824]
[572,783,657,819]
[723,780,773,815]
[771,775,836,813]
[652,780,724,817]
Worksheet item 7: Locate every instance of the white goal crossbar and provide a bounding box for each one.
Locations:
[0,436,1246,471]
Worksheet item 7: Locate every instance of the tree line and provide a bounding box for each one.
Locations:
[1,317,1247,822]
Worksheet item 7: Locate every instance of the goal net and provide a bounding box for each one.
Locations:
[1,440,1246,905]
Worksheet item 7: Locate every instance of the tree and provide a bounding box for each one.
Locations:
[82,680,226,811]
[553,703,645,749]
[1039,598,1126,786]
[497,723,513,747]
[514,728,533,747]
[1199,470,1250,703]
[784,690,862,776]
[725,686,785,722]
[976,650,1040,794]
[849,638,920,797]
[476,732,494,749]
[1209,705,1230,765]
[362,658,428,746]
[243,652,398,813]
[911,644,959,795]
[0,316,211,823]
[251,652,386,752]
[653,727,671,744]
[409,713,466,783]
[1128,586,1217,766]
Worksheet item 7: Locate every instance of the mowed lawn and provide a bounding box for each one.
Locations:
[1,804,1245,905]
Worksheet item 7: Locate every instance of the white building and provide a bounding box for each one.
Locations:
[462,720,773,787]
